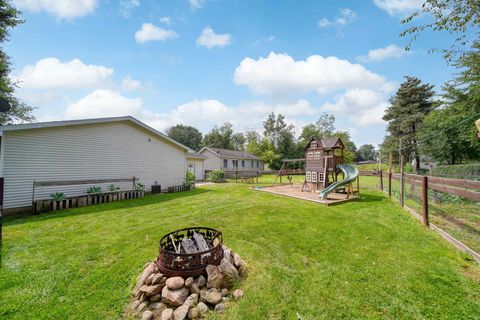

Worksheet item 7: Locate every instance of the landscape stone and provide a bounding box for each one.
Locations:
[194,275,206,288]
[173,305,189,320]
[201,288,222,305]
[149,302,165,310]
[233,289,244,300]
[150,294,161,302]
[166,276,185,290]
[145,273,155,285]
[233,253,244,269]
[206,265,224,289]
[219,257,240,288]
[138,301,149,312]
[133,262,155,295]
[187,307,200,319]
[196,302,209,316]
[161,286,189,307]
[141,310,153,320]
[185,277,194,288]
[223,247,234,264]
[190,283,200,295]
[151,273,165,285]
[214,303,225,313]
[161,308,174,320]
[140,284,163,296]
[221,288,228,297]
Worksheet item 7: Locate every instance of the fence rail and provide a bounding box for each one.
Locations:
[359,170,480,262]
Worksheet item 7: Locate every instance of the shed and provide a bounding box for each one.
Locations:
[0,116,190,214]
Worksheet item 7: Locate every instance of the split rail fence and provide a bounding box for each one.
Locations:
[360,170,480,263]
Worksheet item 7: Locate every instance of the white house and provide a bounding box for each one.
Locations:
[199,147,264,176]
[0,116,190,214]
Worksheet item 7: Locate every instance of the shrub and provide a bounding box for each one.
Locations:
[135,182,145,191]
[186,171,195,185]
[107,184,120,193]
[50,192,65,201]
[431,163,480,180]
[87,186,102,194]
[208,169,225,183]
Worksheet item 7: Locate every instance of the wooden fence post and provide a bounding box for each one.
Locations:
[379,170,383,192]
[422,176,429,226]
[388,173,392,198]
[400,154,404,207]
[256,171,259,184]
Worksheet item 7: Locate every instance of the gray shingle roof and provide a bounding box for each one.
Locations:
[205,147,261,160]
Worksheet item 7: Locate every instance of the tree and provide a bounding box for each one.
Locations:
[382,76,436,170]
[0,1,34,124]
[165,124,202,151]
[245,130,262,155]
[401,0,480,62]
[232,132,246,151]
[262,113,296,169]
[315,112,336,136]
[202,122,234,149]
[299,124,321,146]
[418,42,480,163]
[357,144,377,162]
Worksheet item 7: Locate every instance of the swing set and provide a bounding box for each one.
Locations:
[272,158,305,186]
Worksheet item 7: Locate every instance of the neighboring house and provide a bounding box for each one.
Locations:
[186,151,207,181]
[0,116,190,214]
[198,147,264,176]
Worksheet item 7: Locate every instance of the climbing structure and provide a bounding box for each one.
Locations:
[301,137,345,192]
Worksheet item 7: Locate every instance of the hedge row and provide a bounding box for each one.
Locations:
[431,163,480,180]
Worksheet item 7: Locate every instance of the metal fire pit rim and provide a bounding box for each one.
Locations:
[159,226,223,256]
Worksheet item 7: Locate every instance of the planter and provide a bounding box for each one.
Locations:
[33,189,145,214]
[151,185,162,194]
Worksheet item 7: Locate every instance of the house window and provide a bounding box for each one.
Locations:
[233,160,238,168]
[307,152,314,160]
[312,172,317,182]
[223,159,228,168]
[256,161,259,168]
[314,151,321,160]
[242,160,245,168]
[311,141,317,148]
[251,160,254,168]
[306,171,311,182]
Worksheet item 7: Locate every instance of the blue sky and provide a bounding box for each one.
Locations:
[6,0,455,147]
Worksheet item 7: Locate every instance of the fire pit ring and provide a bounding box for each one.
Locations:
[156,227,224,277]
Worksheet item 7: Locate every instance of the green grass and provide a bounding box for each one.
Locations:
[1,183,479,319]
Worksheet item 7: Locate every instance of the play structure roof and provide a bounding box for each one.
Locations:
[304,137,344,150]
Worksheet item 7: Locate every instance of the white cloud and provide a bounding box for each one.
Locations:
[318,8,356,28]
[196,26,232,49]
[321,88,390,126]
[234,52,392,95]
[17,58,114,89]
[120,0,140,17]
[13,0,98,19]
[357,44,408,62]
[65,89,142,119]
[135,23,178,43]
[188,0,204,10]
[373,0,423,16]
[160,16,171,26]
[121,76,142,92]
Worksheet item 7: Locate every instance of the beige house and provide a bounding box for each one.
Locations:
[186,151,207,181]
[0,116,190,214]
[198,147,264,176]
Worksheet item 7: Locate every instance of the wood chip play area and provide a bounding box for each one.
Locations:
[253,183,360,205]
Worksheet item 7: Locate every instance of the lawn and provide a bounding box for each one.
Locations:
[1,183,479,319]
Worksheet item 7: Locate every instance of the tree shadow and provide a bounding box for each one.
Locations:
[2,188,212,227]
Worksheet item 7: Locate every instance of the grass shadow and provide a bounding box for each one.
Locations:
[3,188,212,227]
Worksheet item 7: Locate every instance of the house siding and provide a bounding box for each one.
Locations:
[2,121,186,210]
[201,149,223,171]
[187,158,205,181]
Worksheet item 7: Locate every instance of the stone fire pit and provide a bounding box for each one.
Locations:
[126,227,246,320]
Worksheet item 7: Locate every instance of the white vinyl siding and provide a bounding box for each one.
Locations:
[2,121,186,209]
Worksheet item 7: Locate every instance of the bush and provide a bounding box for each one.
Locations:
[50,192,65,201]
[185,171,195,186]
[208,169,225,183]
[431,163,480,180]
[87,186,102,194]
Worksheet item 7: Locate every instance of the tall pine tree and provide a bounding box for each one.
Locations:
[382,76,435,170]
